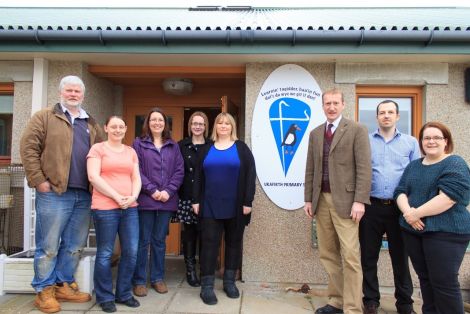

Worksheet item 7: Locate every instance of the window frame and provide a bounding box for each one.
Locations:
[0,83,14,165]
[355,85,423,137]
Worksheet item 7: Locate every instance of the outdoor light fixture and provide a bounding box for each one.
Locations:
[162,78,193,95]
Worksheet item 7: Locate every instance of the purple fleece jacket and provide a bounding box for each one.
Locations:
[132,136,184,211]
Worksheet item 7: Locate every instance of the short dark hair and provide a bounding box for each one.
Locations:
[376,100,399,115]
[140,107,171,142]
[418,121,454,155]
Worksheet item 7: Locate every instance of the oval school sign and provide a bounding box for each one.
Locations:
[251,64,324,210]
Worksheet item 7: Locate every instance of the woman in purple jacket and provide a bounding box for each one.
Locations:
[131,107,184,297]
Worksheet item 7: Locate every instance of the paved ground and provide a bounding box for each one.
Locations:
[0,256,425,313]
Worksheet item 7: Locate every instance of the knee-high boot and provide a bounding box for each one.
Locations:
[183,228,200,287]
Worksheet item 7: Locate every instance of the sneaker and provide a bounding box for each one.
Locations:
[100,301,117,313]
[116,296,140,308]
[55,282,91,303]
[133,284,148,297]
[34,286,61,313]
[153,281,168,294]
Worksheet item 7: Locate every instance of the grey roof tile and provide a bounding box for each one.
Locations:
[0,7,469,31]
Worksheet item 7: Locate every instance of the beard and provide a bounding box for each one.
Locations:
[60,98,82,108]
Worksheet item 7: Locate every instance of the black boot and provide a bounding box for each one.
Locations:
[183,232,200,287]
[223,269,240,298]
[185,256,200,287]
[200,275,217,305]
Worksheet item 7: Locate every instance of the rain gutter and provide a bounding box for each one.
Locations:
[1,29,470,46]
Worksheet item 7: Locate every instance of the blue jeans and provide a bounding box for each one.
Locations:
[92,207,139,304]
[133,210,172,285]
[32,188,91,292]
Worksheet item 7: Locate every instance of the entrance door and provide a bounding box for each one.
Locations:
[124,106,184,256]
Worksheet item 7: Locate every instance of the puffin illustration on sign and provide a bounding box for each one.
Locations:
[251,64,324,210]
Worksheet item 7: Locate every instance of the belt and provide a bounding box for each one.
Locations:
[370,197,395,205]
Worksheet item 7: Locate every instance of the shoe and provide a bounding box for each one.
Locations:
[364,303,378,314]
[200,275,217,305]
[55,282,91,303]
[398,310,417,314]
[100,301,117,313]
[315,304,344,314]
[116,296,140,308]
[133,285,148,297]
[34,286,61,313]
[223,269,240,298]
[153,281,168,294]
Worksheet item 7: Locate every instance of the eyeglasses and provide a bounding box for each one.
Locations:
[422,136,445,142]
[191,122,205,127]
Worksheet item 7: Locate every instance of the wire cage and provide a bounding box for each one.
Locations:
[0,164,24,255]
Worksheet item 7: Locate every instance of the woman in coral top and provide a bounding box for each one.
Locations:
[87,116,142,313]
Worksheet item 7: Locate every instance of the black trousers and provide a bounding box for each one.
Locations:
[199,217,245,276]
[402,230,470,314]
[359,200,414,312]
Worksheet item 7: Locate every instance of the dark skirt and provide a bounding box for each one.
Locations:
[171,198,198,225]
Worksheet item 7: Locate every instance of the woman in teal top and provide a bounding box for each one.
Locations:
[394,121,470,314]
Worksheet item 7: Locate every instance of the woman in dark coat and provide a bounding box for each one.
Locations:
[173,111,211,287]
[192,112,256,305]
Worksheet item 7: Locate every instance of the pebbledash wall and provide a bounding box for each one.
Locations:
[9,61,117,164]
[6,60,470,292]
[243,62,470,292]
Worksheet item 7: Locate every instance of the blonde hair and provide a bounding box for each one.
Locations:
[211,112,238,142]
[322,88,344,103]
[188,111,209,138]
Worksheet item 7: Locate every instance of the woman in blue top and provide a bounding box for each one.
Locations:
[394,121,470,314]
[192,112,256,305]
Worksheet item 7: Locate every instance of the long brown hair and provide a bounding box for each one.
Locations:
[140,107,171,142]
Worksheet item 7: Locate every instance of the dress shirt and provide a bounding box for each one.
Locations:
[370,129,420,199]
[325,115,342,134]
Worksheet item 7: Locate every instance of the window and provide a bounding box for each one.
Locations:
[0,84,13,165]
[356,86,423,137]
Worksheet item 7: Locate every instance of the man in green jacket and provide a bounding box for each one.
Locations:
[20,75,104,313]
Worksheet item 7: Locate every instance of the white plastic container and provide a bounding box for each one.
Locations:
[0,248,95,295]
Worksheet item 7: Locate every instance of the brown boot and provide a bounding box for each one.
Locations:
[55,282,91,303]
[34,286,61,313]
